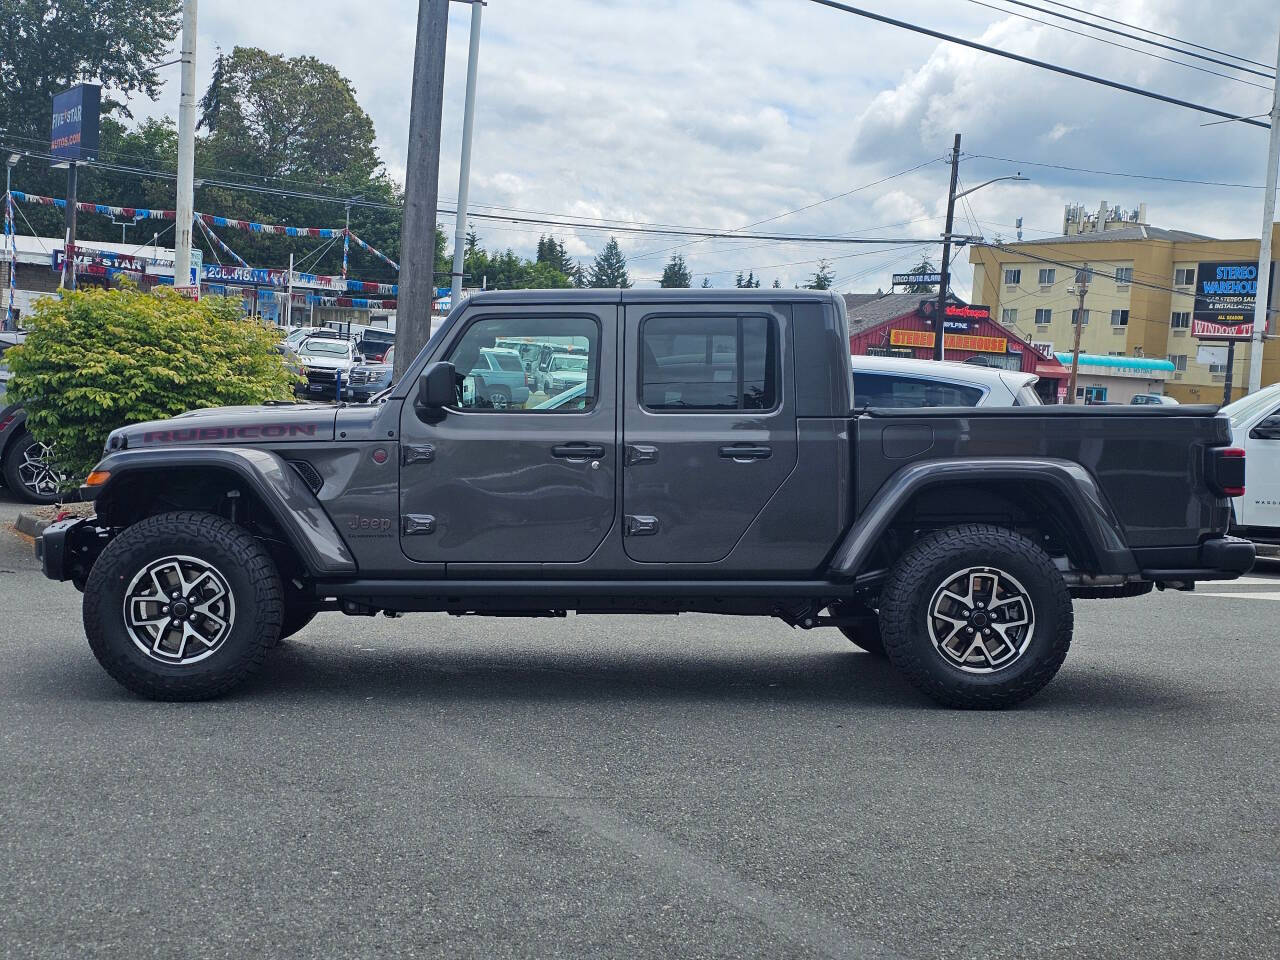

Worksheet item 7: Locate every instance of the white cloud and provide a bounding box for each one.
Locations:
[129,0,1278,292]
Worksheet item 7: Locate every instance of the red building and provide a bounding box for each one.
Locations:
[844,292,1069,402]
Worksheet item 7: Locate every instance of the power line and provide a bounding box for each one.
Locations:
[964,0,1273,90]
[976,0,1274,81]
[964,152,1274,189]
[801,0,1271,128]
[1036,0,1274,72]
[629,158,946,262]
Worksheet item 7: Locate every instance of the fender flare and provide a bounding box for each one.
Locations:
[829,457,1137,578]
[90,446,357,577]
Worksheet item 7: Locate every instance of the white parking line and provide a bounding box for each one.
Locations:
[1197,590,1280,602]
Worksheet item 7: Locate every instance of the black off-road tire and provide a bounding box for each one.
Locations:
[879,524,1073,709]
[83,511,284,701]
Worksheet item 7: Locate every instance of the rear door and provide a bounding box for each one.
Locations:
[620,303,796,563]
[1243,401,1280,529]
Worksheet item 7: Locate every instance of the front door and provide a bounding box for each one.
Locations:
[398,306,616,564]
[1244,402,1280,530]
[621,303,797,564]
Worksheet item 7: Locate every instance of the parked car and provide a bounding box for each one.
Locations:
[1221,383,1280,547]
[41,289,1251,709]
[465,347,531,410]
[345,346,395,403]
[278,326,326,358]
[1131,393,1179,405]
[294,335,364,399]
[538,352,590,396]
[1,331,62,504]
[851,354,1041,407]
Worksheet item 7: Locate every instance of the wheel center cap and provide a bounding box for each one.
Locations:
[970,611,989,628]
[171,600,190,619]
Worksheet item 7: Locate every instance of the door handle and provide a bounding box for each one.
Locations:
[552,443,605,460]
[718,444,772,461]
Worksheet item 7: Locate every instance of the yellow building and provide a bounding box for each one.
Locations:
[969,202,1280,403]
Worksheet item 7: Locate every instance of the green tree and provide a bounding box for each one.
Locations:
[701,277,712,288]
[7,285,295,481]
[535,234,575,276]
[588,236,630,289]
[771,278,781,288]
[194,46,400,280]
[901,258,939,293]
[0,0,181,144]
[806,259,835,290]
[660,254,692,288]
[735,271,745,289]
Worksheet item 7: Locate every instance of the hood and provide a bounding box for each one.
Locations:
[108,403,337,450]
[298,355,357,371]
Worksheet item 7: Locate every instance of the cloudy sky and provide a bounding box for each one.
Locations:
[133,0,1279,294]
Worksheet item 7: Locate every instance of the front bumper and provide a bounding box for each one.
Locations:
[1141,536,1256,585]
[36,516,113,584]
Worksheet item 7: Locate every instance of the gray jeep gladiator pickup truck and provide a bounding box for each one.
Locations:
[37,289,1253,707]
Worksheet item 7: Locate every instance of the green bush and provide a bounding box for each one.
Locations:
[6,284,297,482]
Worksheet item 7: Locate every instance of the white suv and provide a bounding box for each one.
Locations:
[851,354,1041,408]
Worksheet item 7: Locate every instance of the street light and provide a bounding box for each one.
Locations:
[934,134,1029,362]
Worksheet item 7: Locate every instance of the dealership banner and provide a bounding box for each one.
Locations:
[203,265,288,287]
[1192,260,1275,340]
[52,249,148,274]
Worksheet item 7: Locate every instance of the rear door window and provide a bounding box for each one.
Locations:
[640,315,778,411]
[853,372,984,408]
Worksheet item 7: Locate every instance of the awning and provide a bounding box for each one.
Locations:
[1054,353,1176,374]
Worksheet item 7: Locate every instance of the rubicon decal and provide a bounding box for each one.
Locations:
[141,424,320,443]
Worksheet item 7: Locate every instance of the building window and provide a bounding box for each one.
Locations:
[1003,268,1021,286]
[1174,268,1195,286]
[1038,268,1055,286]
[1035,308,1052,325]
[1001,308,1018,324]
[1111,309,1129,326]
[1114,267,1133,285]
[1071,308,1090,325]
[1082,386,1108,404]
[1167,354,1188,372]
[1170,311,1191,329]
[1208,361,1228,374]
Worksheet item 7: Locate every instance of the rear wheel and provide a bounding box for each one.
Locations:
[486,386,511,410]
[879,524,1072,709]
[83,511,283,700]
[3,431,61,504]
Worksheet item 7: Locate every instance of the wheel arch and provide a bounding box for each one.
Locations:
[829,458,1137,579]
[91,447,357,578]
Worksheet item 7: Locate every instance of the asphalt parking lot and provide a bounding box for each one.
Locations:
[1,491,1277,960]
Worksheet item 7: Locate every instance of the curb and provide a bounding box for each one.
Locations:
[14,511,50,539]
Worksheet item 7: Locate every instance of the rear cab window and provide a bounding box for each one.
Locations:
[640,315,778,411]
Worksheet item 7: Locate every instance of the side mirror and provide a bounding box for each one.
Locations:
[1251,413,1280,441]
[416,361,456,412]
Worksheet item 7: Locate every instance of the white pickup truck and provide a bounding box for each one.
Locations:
[1223,383,1280,553]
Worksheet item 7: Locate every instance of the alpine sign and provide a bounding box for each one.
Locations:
[1192,261,1276,340]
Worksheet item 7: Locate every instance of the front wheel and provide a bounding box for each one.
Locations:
[879,524,1073,709]
[83,511,284,700]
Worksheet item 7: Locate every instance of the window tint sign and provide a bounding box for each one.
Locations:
[1192,260,1275,340]
[50,84,101,163]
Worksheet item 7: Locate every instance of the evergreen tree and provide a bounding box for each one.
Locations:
[806,259,836,291]
[735,271,745,289]
[587,237,631,289]
[901,258,939,294]
[701,277,712,288]
[660,254,692,288]
[772,278,781,288]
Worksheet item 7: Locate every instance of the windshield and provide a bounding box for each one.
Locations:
[551,355,587,372]
[1222,385,1280,426]
[299,339,349,358]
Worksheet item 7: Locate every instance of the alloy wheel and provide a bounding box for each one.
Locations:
[17,440,61,499]
[926,566,1035,674]
[121,555,236,665]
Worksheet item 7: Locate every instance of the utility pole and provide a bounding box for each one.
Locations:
[450,0,484,309]
[393,0,450,384]
[934,133,961,361]
[60,162,77,290]
[5,153,17,329]
[1246,26,1280,394]
[1066,265,1089,405]
[174,0,198,290]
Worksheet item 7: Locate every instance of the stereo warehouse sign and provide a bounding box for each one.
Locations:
[1193,261,1276,340]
